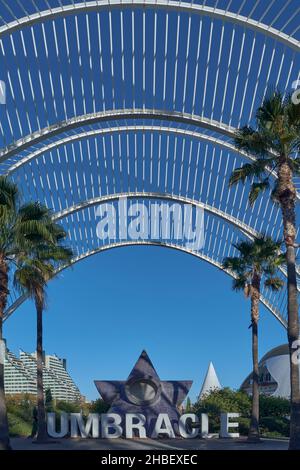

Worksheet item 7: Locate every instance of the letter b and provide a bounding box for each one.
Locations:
[101,413,123,438]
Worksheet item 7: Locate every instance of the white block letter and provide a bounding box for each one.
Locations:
[95,204,116,240]
[125,413,146,438]
[201,413,209,437]
[220,413,240,438]
[47,412,69,438]
[101,413,123,438]
[179,413,199,438]
[152,414,175,438]
[70,413,99,438]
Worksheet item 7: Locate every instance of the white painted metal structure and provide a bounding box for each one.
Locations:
[198,361,222,400]
[0,0,299,327]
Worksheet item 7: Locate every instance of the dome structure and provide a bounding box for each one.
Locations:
[240,344,300,398]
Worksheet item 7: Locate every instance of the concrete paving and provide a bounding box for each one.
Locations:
[11,437,289,451]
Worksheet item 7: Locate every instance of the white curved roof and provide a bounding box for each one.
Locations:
[265,354,291,398]
[241,344,300,398]
[0,1,299,326]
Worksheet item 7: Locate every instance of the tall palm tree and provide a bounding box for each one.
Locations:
[223,236,284,442]
[229,91,300,449]
[0,177,59,450]
[14,221,72,443]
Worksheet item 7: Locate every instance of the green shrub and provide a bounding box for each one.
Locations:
[262,431,288,439]
[237,417,250,436]
[194,388,251,416]
[260,416,290,437]
[6,394,87,436]
[8,412,32,437]
[45,389,54,412]
[6,394,36,425]
[193,388,290,438]
[259,395,290,418]
[55,400,82,414]
[88,399,109,414]
[193,388,251,434]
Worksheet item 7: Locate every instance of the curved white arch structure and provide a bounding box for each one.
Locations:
[53,191,260,236]
[3,240,286,327]
[0,110,235,163]
[52,190,297,280]
[0,0,299,327]
[0,0,299,51]
[4,125,273,176]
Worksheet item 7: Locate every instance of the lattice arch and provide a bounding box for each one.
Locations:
[0,0,299,327]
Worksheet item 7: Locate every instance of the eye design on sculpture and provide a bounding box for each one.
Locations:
[125,378,160,406]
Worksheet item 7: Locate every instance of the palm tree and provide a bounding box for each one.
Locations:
[229,91,300,449]
[223,236,284,442]
[14,220,72,443]
[0,177,59,450]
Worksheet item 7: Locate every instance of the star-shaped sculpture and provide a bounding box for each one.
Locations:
[95,350,192,436]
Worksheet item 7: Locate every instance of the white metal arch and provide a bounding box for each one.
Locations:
[51,190,298,282]
[3,240,286,327]
[0,0,299,51]
[54,191,260,237]
[0,0,298,326]
[0,109,235,163]
[5,125,278,183]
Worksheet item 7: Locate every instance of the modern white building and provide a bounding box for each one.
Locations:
[198,362,222,400]
[240,344,300,398]
[4,350,36,395]
[4,349,82,402]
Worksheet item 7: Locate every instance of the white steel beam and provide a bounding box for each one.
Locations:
[0,1,299,52]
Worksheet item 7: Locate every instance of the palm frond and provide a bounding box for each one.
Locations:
[233,240,254,259]
[14,220,55,245]
[234,126,269,156]
[248,180,270,206]
[18,202,52,222]
[256,90,285,131]
[37,245,73,264]
[286,94,300,127]
[222,256,245,273]
[232,276,247,292]
[229,159,271,187]
[0,177,19,224]
[289,157,300,175]
[264,277,284,291]
[223,235,284,302]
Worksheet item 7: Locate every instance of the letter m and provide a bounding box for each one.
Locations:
[70,413,100,438]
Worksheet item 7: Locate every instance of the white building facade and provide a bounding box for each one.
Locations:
[198,362,222,401]
[4,350,36,395]
[241,344,300,398]
[4,349,82,402]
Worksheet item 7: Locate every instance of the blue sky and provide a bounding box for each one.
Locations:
[4,244,285,402]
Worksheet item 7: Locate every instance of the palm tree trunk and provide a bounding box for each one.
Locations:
[0,254,10,450]
[278,159,300,450]
[287,245,300,450]
[248,275,260,442]
[36,300,47,442]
